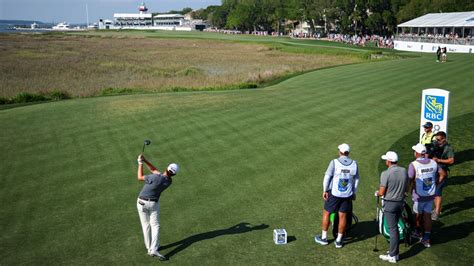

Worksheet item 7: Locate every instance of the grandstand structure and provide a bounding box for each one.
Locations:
[394,11,474,53]
[99,2,203,31]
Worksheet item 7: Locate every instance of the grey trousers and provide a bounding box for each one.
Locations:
[383,201,404,257]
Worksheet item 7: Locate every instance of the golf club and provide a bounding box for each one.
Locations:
[142,139,151,153]
[373,195,380,252]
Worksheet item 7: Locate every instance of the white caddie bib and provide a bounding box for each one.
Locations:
[331,159,358,198]
[413,160,437,197]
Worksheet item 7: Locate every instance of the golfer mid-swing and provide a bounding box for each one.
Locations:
[136,154,179,260]
[315,143,359,248]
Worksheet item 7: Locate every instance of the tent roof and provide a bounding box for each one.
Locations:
[398,11,474,28]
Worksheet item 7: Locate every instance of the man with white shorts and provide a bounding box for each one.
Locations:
[407,144,444,248]
[136,154,179,260]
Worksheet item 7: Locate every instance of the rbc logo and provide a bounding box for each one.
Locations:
[424,95,444,121]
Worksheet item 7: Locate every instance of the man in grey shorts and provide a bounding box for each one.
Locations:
[407,143,444,248]
[136,154,179,260]
[375,151,408,263]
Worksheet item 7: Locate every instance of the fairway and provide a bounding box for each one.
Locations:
[0,39,473,264]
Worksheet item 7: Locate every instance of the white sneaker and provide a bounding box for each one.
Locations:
[385,251,399,261]
[379,254,398,263]
[149,251,167,260]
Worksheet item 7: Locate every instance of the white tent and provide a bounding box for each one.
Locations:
[394,11,474,53]
[398,11,474,28]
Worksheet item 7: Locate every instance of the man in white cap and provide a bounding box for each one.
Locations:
[136,154,179,260]
[407,143,444,248]
[315,143,360,248]
[376,151,408,263]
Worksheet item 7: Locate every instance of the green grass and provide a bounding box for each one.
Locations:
[0,41,473,264]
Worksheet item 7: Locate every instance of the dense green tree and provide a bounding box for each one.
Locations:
[199,0,473,35]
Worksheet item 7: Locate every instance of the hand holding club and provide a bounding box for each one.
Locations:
[137,154,144,165]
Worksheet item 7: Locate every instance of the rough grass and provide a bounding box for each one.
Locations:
[0,33,365,98]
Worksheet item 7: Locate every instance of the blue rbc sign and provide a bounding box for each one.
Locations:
[424,95,445,121]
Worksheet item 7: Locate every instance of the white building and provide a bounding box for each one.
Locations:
[99,2,194,31]
[114,13,153,27]
[395,11,474,53]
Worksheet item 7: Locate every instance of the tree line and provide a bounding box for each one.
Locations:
[185,0,474,36]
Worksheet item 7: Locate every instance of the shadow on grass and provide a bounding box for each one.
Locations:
[454,149,474,165]
[159,222,268,259]
[440,196,474,217]
[431,221,474,245]
[447,175,474,186]
[401,221,474,260]
[344,220,378,245]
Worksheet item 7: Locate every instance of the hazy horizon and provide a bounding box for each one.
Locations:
[0,0,222,24]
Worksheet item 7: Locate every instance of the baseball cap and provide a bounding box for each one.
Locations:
[167,163,179,175]
[338,143,350,153]
[423,122,433,128]
[412,143,426,154]
[381,151,398,162]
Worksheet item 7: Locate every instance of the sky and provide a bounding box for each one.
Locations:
[0,0,222,24]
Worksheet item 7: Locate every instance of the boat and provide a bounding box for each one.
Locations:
[87,23,98,30]
[52,22,71,30]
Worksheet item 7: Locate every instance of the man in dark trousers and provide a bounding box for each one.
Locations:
[136,154,179,260]
[376,151,408,263]
[436,46,441,62]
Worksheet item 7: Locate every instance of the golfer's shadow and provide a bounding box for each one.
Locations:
[159,222,269,259]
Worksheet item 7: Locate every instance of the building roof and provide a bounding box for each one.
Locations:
[398,11,474,28]
[154,14,184,19]
[114,13,152,19]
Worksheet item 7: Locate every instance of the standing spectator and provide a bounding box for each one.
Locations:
[436,46,441,62]
[407,144,445,248]
[431,131,454,220]
[441,47,447,62]
[136,154,179,260]
[315,143,360,248]
[376,151,408,263]
[420,122,435,156]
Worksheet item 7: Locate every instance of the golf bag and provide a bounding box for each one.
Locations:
[378,202,415,246]
[331,211,359,238]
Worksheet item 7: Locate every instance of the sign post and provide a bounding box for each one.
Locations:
[420,88,450,141]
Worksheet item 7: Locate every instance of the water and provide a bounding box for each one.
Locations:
[0,22,85,33]
[0,23,14,33]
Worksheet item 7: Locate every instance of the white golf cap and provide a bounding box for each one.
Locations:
[338,143,350,153]
[412,143,426,154]
[381,151,398,162]
[167,163,179,174]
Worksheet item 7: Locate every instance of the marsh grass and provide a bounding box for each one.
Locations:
[0,33,365,98]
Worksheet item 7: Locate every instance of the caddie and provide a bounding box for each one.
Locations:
[407,143,444,248]
[315,143,360,248]
[136,154,179,260]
